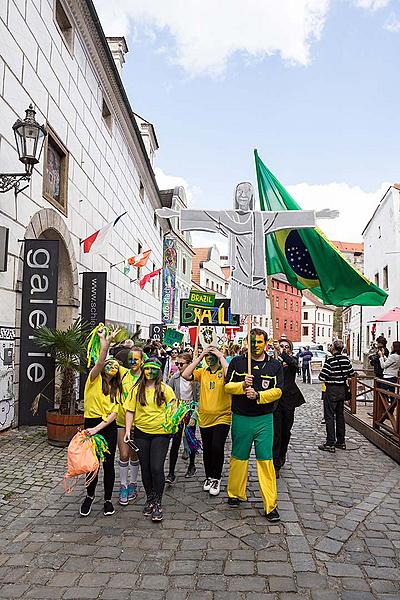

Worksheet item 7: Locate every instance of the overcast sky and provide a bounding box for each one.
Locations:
[95,0,400,251]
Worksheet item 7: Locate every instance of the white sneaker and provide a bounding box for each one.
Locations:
[209,479,220,496]
[203,477,212,491]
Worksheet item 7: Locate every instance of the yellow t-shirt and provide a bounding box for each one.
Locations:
[194,367,231,428]
[116,367,139,427]
[84,373,119,420]
[124,383,176,435]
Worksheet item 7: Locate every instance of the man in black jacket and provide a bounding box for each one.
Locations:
[225,329,283,522]
[318,340,354,452]
[368,336,389,379]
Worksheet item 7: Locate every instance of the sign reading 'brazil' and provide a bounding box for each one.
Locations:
[180,299,240,327]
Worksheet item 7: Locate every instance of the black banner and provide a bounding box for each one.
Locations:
[149,323,167,342]
[81,272,107,329]
[179,298,240,327]
[80,272,107,398]
[19,240,59,426]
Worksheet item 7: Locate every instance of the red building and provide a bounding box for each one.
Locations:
[270,276,302,341]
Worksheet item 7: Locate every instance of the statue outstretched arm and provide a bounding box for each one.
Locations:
[263,209,316,235]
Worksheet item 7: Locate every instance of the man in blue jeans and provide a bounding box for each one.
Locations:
[299,346,313,383]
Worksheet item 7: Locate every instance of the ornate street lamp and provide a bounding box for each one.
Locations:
[0,104,46,196]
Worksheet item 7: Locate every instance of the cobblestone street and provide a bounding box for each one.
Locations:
[0,383,399,600]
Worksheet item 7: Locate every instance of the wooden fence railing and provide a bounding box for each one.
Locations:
[345,373,399,447]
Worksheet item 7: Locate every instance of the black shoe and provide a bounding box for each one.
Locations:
[228,497,241,507]
[80,496,94,517]
[143,498,154,516]
[151,501,163,522]
[265,508,280,522]
[165,474,176,484]
[275,468,280,479]
[335,442,346,450]
[103,500,115,516]
[185,465,196,478]
[318,443,335,453]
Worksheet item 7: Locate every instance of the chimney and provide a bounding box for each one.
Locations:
[106,36,129,73]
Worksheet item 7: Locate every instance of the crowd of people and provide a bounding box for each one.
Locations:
[78,327,399,524]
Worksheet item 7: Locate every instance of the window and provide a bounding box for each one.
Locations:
[303,311,308,320]
[137,242,142,278]
[275,296,279,308]
[328,328,330,337]
[284,319,287,329]
[206,278,210,288]
[276,282,280,290]
[322,313,325,322]
[378,225,381,239]
[151,262,156,294]
[290,300,293,310]
[55,0,73,51]
[139,179,144,202]
[290,320,293,331]
[295,321,299,331]
[153,213,157,228]
[322,327,324,336]
[102,98,112,132]
[317,327,320,336]
[295,302,298,311]
[374,272,379,287]
[284,298,287,309]
[43,127,69,215]
[285,284,288,292]
[328,314,331,323]
[383,265,388,290]
[211,281,214,290]
[303,326,309,336]
[182,256,187,275]
[276,318,279,329]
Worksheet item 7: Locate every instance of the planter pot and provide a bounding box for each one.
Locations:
[46,410,84,447]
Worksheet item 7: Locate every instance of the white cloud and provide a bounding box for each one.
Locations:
[286,181,389,241]
[154,166,202,208]
[352,0,390,10]
[384,12,400,31]
[95,0,330,76]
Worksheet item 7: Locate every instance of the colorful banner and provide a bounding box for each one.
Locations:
[161,238,177,324]
[163,328,184,347]
[180,299,240,327]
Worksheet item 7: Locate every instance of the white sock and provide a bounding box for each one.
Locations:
[129,459,139,485]
[119,460,129,487]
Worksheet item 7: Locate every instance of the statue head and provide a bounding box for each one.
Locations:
[234,182,254,212]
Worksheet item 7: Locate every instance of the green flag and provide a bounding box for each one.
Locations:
[255,150,387,307]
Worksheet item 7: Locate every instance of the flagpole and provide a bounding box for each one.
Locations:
[267,276,277,340]
[247,314,252,374]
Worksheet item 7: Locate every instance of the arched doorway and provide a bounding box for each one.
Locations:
[15,209,80,422]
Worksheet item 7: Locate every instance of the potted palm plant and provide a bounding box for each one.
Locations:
[33,317,90,447]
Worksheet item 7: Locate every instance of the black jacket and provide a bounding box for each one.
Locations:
[278,352,305,410]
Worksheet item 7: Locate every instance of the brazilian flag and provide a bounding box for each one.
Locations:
[255,150,387,307]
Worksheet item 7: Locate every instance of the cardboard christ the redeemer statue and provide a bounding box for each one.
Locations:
[157,182,317,316]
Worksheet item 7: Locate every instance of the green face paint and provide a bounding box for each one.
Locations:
[128,351,142,373]
[144,367,159,380]
[104,361,119,377]
[205,353,218,367]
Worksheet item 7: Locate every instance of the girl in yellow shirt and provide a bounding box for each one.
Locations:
[124,357,177,522]
[80,327,122,518]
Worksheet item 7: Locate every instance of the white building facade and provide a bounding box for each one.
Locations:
[0,0,169,426]
[301,291,334,349]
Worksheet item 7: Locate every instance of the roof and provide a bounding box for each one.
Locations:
[332,241,364,254]
[191,248,212,283]
[362,185,399,236]
[221,266,231,281]
[302,289,335,311]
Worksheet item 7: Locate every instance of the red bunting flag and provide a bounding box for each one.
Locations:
[139,268,161,290]
[82,213,126,253]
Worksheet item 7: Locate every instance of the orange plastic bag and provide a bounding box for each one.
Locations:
[64,430,99,494]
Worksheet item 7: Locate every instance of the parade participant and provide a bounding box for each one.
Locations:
[318,340,354,452]
[124,357,177,522]
[182,346,230,496]
[166,352,199,483]
[80,327,122,517]
[225,328,283,522]
[272,339,305,477]
[115,347,144,506]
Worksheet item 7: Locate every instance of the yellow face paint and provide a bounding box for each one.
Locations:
[104,360,119,377]
[251,335,265,357]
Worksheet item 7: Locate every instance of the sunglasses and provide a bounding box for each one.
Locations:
[176,362,188,367]
[280,344,290,349]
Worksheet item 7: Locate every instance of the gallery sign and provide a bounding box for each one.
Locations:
[180,298,240,327]
[19,240,59,426]
[149,323,167,342]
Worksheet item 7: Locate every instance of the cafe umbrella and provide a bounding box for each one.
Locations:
[369,307,400,339]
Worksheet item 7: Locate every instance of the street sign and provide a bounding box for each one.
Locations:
[188,290,215,308]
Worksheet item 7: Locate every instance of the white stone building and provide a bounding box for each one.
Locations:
[159,186,194,325]
[0,0,171,425]
[301,291,335,349]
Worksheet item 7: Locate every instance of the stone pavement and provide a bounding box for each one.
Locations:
[0,383,399,600]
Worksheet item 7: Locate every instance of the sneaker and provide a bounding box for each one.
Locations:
[228,497,241,507]
[181,449,189,460]
[165,474,176,485]
[335,442,347,450]
[127,482,138,501]
[119,485,129,506]
[265,508,280,522]
[209,479,221,496]
[203,477,212,492]
[318,443,335,453]
[103,500,115,516]
[185,465,196,478]
[151,501,163,522]
[79,496,94,517]
[143,498,154,516]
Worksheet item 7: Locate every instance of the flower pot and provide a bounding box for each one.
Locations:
[46,409,84,447]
